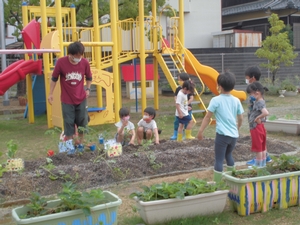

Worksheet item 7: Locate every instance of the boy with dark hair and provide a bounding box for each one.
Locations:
[170,72,194,140]
[176,80,195,142]
[245,66,272,165]
[245,66,261,84]
[137,107,160,145]
[48,41,92,154]
[197,72,244,182]
[115,107,135,146]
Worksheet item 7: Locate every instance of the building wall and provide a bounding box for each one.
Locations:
[5,25,18,45]
[163,0,222,48]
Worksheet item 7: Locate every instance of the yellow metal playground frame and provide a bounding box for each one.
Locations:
[22,0,206,128]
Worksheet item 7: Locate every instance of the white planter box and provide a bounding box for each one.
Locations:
[12,191,122,225]
[284,91,298,97]
[265,119,300,135]
[134,190,229,224]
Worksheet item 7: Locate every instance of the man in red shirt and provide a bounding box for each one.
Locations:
[48,41,92,154]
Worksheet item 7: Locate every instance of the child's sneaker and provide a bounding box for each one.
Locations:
[266,154,272,163]
[246,158,255,166]
[75,144,85,152]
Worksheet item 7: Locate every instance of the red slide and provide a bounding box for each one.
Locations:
[0,59,42,95]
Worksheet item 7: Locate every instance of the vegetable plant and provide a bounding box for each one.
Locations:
[129,177,228,202]
[22,182,106,218]
[0,151,7,178]
[6,139,18,158]
[231,154,300,179]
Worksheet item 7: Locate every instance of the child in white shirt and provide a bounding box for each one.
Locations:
[176,80,195,141]
[115,107,135,146]
[137,107,160,145]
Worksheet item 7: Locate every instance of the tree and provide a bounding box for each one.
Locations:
[255,13,298,84]
[4,0,166,39]
[4,0,166,96]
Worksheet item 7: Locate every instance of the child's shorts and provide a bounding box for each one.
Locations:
[177,115,192,125]
[250,124,266,152]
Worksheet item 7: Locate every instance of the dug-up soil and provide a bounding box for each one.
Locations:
[0,135,297,203]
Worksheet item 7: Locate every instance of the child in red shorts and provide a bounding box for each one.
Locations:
[246,81,269,167]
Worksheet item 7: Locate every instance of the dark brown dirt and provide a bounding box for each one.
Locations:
[0,135,297,202]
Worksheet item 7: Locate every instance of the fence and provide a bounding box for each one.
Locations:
[191,50,300,85]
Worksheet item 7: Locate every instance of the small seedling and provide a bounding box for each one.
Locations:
[6,140,18,159]
[285,113,294,120]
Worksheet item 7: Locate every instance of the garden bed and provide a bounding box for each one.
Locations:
[0,136,297,202]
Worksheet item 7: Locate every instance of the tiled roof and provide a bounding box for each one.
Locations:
[6,42,23,49]
[223,0,300,16]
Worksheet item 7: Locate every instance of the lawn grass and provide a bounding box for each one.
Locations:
[121,205,300,225]
[1,93,300,224]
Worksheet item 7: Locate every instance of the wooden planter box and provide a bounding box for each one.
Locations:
[223,170,300,216]
[12,191,122,225]
[265,119,300,135]
[134,190,229,224]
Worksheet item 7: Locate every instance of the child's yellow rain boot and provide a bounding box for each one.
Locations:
[177,133,183,142]
[185,130,195,139]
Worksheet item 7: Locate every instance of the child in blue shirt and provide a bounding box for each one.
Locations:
[197,72,244,183]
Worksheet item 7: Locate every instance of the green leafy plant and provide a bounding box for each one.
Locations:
[268,114,297,121]
[0,151,7,178]
[40,158,79,182]
[22,182,106,218]
[261,77,281,95]
[138,139,152,152]
[268,115,277,121]
[112,167,130,180]
[146,152,163,170]
[129,177,228,202]
[281,78,297,92]
[284,113,294,120]
[6,140,18,159]
[231,154,300,179]
[255,13,298,85]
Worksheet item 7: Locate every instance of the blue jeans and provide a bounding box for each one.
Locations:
[173,110,192,130]
[214,133,237,172]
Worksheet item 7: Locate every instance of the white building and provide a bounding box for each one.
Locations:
[162,0,222,48]
[5,24,18,45]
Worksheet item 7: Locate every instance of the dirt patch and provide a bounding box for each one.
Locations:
[0,135,297,203]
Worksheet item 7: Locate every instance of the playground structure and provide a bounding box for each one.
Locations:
[0,0,246,129]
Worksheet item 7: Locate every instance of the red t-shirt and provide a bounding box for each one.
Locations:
[52,56,92,104]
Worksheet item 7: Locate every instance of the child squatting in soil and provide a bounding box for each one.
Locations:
[170,72,195,140]
[137,107,160,145]
[197,72,244,182]
[245,66,272,165]
[115,107,135,146]
[175,80,195,142]
[246,81,269,167]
